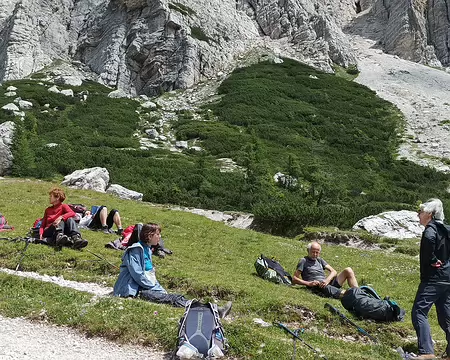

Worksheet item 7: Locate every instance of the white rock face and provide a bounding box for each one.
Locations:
[60,89,74,97]
[352,210,423,239]
[18,99,33,109]
[61,167,110,192]
[2,103,19,111]
[141,101,156,109]
[6,86,17,91]
[107,89,130,98]
[54,75,83,86]
[0,121,16,175]
[48,85,60,93]
[106,184,143,201]
[4,91,16,97]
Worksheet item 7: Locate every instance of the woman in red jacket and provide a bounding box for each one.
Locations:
[39,187,87,249]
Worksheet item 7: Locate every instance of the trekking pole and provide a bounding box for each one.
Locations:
[324,303,378,343]
[274,322,328,360]
[15,237,31,271]
[83,248,119,270]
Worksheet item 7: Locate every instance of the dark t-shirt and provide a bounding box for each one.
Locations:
[296,257,328,282]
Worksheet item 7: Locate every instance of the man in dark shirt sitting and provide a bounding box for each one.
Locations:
[292,241,358,298]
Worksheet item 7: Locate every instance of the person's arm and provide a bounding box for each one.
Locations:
[423,226,441,267]
[292,270,319,287]
[60,204,76,221]
[39,209,48,239]
[320,264,337,287]
[124,247,156,289]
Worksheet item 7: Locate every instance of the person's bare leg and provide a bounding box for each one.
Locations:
[113,211,122,229]
[336,267,358,288]
[99,207,108,227]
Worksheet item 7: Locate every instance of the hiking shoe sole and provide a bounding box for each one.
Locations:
[73,239,88,250]
[55,234,73,247]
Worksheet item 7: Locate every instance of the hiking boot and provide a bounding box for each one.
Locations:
[72,234,88,250]
[102,226,114,234]
[55,233,73,247]
[156,249,166,258]
[218,301,232,319]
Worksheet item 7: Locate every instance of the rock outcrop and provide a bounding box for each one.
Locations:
[353,210,423,239]
[0,121,16,176]
[0,0,361,96]
[106,184,143,201]
[353,0,449,67]
[61,167,110,192]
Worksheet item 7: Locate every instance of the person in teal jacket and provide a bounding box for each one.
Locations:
[113,222,232,316]
[113,223,187,307]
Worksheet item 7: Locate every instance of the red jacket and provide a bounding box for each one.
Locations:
[39,203,76,237]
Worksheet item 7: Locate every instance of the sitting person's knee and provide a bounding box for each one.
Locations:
[344,267,354,275]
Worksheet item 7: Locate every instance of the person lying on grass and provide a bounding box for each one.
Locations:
[113,223,232,317]
[78,205,123,235]
[292,241,358,299]
[39,187,88,249]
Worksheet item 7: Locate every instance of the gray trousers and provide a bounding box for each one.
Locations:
[139,289,188,308]
[412,282,450,355]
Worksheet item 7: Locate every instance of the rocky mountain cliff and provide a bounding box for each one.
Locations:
[1,0,448,96]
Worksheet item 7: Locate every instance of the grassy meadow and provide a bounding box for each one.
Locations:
[0,180,441,359]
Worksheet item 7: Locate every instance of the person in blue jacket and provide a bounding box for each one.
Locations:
[113,223,186,306]
[412,198,450,360]
[113,222,232,316]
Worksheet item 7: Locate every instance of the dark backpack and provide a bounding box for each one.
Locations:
[341,287,405,322]
[68,203,87,214]
[176,300,227,359]
[254,254,292,285]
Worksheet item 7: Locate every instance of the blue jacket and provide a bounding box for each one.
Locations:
[113,242,165,297]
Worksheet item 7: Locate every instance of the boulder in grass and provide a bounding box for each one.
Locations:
[352,210,423,239]
[60,89,74,97]
[18,100,33,109]
[6,86,17,92]
[0,121,16,176]
[2,103,19,112]
[61,167,110,193]
[106,184,143,201]
[48,85,60,93]
[108,89,129,99]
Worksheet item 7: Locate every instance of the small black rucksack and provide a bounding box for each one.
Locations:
[176,300,227,359]
[254,254,292,285]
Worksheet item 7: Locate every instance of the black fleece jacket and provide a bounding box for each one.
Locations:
[420,220,450,283]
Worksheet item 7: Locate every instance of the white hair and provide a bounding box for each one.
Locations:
[419,198,445,221]
[307,241,321,251]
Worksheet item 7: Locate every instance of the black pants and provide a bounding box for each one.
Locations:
[43,217,80,242]
[88,206,118,229]
[139,289,188,308]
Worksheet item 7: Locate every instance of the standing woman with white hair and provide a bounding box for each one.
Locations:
[411,198,450,360]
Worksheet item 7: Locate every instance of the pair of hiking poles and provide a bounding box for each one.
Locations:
[0,235,118,271]
[275,303,377,359]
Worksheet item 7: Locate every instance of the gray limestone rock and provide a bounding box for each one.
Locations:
[353,210,423,239]
[106,184,143,201]
[61,167,110,192]
[48,85,60,93]
[0,121,15,176]
[18,99,33,109]
[2,103,19,111]
[60,89,74,97]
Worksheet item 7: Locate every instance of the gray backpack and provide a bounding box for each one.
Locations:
[175,300,227,359]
